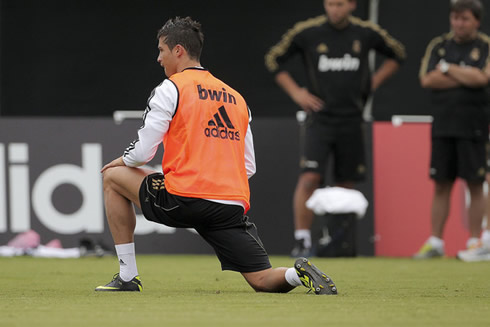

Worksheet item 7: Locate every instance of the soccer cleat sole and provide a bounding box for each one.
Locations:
[295,257,337,295]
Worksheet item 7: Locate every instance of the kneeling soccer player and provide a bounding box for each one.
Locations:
[95,16,337,295]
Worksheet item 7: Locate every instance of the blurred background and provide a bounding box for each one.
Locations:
[3,0,481,119]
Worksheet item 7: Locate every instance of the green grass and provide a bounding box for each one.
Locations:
[0,255,489,327]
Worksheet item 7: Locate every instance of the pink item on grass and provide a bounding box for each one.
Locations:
[7,230,41,249]
[44,239,63,249]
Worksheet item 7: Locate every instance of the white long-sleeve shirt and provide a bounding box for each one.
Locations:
[123,78,256,208]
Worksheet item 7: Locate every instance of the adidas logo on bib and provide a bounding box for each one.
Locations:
[204,106,240,141]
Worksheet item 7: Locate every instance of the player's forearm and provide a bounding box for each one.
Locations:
[244,124,256,179]
[420,70,461,89]
[123,141,158,167]
[371,59,400,91]
[275,71,302,100]
[123,112,169,167]
[447,64,489,88]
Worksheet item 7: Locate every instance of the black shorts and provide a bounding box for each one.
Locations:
[430,137,487,182]
[302,117,366,183]
[139,173,271,273]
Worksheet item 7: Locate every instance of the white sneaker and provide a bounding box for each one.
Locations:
[457,244,490,262]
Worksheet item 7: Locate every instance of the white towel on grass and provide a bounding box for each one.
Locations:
[29,245,81,258]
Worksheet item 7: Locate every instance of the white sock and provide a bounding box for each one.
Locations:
[481,230,490,248]
[294,229,311,248]
[285,267,302,287]
[115,243,138,282]
[428,236,444,250]
[466,237,480,249]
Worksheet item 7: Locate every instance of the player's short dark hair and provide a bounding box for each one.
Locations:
[450,0,484,21]
[157,16,204,60]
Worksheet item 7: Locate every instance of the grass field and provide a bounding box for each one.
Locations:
[0,255,489,327]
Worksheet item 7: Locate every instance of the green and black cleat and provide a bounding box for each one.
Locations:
[295,257,337,295]
[95,273,142,292]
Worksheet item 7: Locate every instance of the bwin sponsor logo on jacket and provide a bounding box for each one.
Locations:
[204,106,240,141]
[318,54,360,72]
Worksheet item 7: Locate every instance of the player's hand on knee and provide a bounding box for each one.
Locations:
[101,156,126,173]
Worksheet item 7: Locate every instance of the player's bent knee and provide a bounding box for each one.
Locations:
[242,272,292,293]
[102,166,125,191]
[241,269,284,293]
[242,271,266,292]
[246,279,268,292]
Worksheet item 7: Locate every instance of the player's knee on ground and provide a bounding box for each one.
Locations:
[241,269,292,293]
[242,271,270,292]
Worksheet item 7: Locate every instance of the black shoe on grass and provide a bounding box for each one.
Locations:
[95,273,142,292]
[290,238,312,258]
[295,257,337,295]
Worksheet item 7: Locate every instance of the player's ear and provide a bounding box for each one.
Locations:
[349,0,357,11]
[174,44,186,58]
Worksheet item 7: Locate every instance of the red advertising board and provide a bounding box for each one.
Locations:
[373,122,469,257]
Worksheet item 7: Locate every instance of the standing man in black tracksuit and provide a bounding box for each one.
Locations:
[265,0,405,257]
[415,0,490,259]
